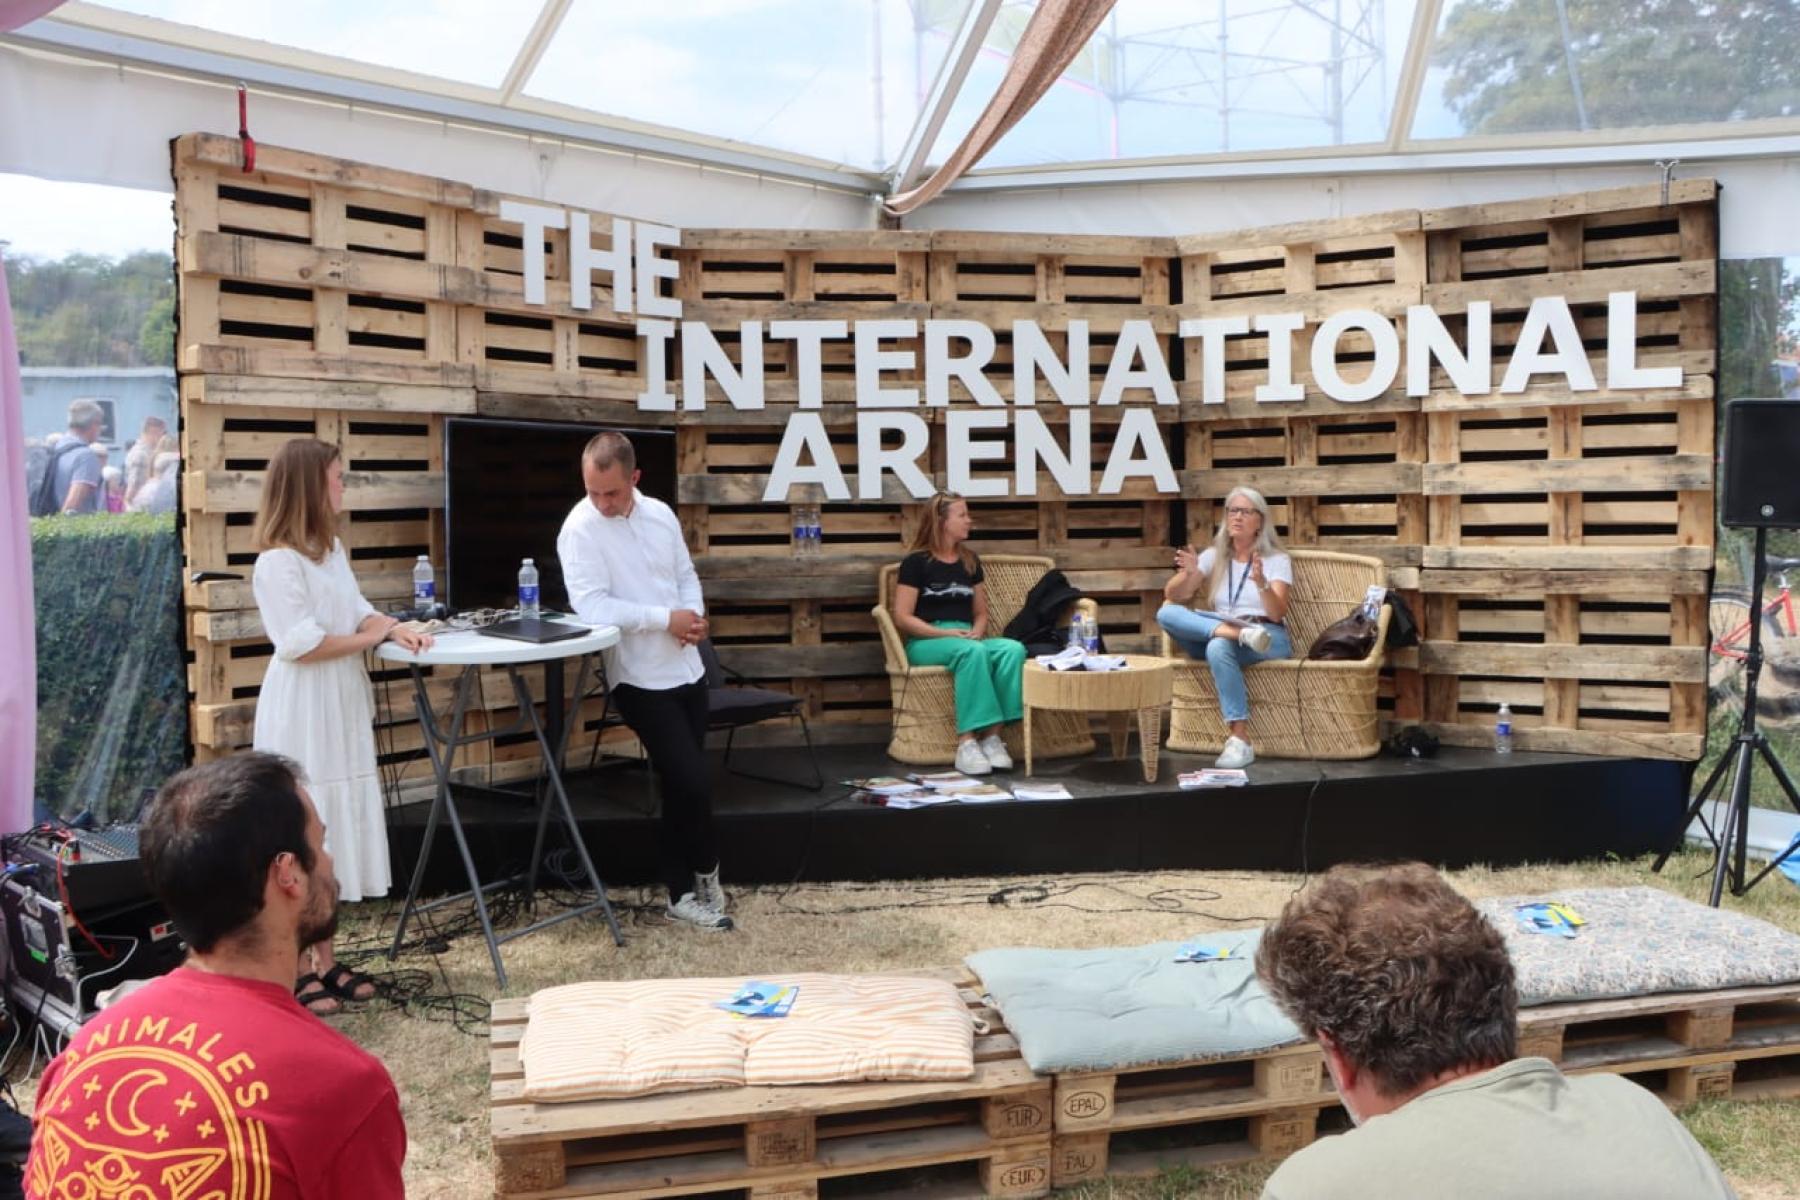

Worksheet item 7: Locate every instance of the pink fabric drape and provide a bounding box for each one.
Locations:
[0,0,64,32]
[884,0,1116,216]
[0,251,36,831]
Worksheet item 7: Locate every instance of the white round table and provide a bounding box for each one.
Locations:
[374,624,618,668]
[377,622,621,985]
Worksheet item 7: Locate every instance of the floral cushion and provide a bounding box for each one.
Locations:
[1478,886,1800,1007]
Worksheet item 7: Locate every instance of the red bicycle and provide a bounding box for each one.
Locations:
[1710,556,1800,694]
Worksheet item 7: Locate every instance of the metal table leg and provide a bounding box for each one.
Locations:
[387,664,510,985]
[387,652,625,986]
[509,658,623,946]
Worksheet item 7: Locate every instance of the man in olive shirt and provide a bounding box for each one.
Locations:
[1255,863,1735,1199]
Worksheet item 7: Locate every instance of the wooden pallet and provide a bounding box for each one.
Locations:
[1038,977,1800,1188]
[489,991,1052,1199]
[1415,564,1710,759]
[1047,1042,1338,1188]
[173,135,1721,762]
[1520,980,1800,1106]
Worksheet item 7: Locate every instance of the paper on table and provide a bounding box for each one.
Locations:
[1033,646,1087,671]
[1032,646,1129,672]
[1011,782,1073,801]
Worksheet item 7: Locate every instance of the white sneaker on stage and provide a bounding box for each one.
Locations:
[1239,624,1272,653]
[667,892,734,931]
[978,734,1013,771]
[955,739,993,776]
[1215,736,1255,769]
[694,866,728,914]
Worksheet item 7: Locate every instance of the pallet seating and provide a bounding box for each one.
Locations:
[488,966,1800,1197]
[489,975,1052,1199]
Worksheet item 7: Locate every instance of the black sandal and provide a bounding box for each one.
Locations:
[317,962,377,1002]
[295,972,342,1016]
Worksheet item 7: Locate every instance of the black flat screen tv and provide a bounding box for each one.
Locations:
[443,418,676,613]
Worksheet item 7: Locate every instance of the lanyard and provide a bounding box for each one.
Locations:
[1227,558,1253,610]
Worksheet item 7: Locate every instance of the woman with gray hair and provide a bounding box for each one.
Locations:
[1156,486,1292,768]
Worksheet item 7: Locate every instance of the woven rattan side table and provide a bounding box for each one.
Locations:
[1022,655,1173,782]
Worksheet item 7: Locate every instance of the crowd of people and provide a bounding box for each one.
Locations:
[30,401,180,516]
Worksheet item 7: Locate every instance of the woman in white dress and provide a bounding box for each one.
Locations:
[252,438,431,1014]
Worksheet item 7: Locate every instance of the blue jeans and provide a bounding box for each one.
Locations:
[1156,603,1292,723]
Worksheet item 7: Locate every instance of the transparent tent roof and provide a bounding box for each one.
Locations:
[14,0,1800,195]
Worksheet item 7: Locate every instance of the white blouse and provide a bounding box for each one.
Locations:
[253,540,377,660]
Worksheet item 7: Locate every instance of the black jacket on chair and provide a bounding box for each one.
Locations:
[1002,568,1096,657]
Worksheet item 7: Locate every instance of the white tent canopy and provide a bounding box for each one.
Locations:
[3,0,1798,253]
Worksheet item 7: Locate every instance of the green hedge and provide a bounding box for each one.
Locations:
[31,513,188,823]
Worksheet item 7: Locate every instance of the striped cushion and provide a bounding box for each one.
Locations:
[519,974,976,1101]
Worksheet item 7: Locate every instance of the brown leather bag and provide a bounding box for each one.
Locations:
[1307,609,1379,661]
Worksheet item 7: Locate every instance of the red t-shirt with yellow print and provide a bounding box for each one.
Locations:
[25,966,405,1199]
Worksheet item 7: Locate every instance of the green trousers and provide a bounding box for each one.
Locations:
[904,621,1027,734]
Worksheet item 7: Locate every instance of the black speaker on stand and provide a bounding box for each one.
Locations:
[1654,398,1800,903]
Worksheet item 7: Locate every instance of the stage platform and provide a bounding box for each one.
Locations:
[386,741,1690,897]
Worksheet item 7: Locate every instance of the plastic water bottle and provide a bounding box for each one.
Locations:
[793,507,809,558]
[1361,584,1384,621]
[1494,702,1514,755]
[412,554,435,608]
[1081,614,1100,655]
[519,558,540,618]
[806,506,824,556]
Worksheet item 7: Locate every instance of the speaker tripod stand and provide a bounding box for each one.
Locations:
[1655,527,1800,904]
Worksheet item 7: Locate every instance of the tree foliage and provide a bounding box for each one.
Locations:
[3,250,176,368]
[1436,0,1800,135]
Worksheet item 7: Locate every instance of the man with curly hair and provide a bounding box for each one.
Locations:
[1254,863,1733,1199]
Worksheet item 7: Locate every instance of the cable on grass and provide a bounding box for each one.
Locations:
[768,873,1278,924]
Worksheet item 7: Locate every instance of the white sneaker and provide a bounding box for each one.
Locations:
[694,866,728,914]
[1239,624,1272,653]
[666,892,734,932]
[978,734,1013,772]
[1215,736,1255,769]
[955,739,993,776]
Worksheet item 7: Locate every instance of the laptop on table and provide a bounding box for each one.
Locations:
[477,616,588,644]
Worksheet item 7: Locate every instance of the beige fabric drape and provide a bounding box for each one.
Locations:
[884,0,1117,217]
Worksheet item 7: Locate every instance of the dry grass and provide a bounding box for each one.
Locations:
[33,848,1800,1198]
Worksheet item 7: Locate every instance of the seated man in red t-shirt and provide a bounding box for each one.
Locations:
[25,752,406,1199]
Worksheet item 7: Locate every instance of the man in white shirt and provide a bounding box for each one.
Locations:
[556,432,731,932]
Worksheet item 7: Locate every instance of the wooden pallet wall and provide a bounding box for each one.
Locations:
[173,133,1717,771]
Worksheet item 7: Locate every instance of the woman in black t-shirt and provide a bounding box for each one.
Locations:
[893,493,1027,777]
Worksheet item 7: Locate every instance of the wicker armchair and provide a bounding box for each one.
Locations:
[1163,550,1391,760]
[873,554,1098,766]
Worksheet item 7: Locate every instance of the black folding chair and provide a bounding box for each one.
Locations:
[699,639,823,791]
